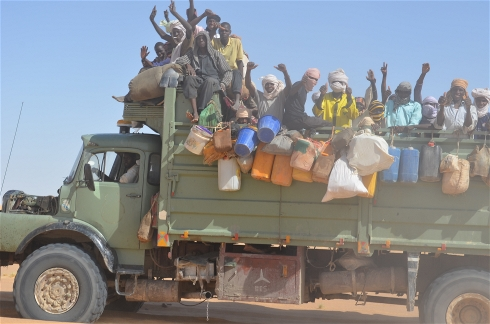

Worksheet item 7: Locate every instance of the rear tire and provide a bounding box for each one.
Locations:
[421,267,490,324]
[13,243,107,323]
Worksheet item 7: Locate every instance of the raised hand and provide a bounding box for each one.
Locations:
[204,9,215,16]
[274,64,287,73]
[150,5,157,21]
[366,69,376,83]
[438,92,447,107]
[319,84,328,95]
[164,9,170,21]
[346,87,352,96]
[385,86,392,98]
[381,62,388,76]
[169,0,176,14]
[422,63,430,74]
[140,46,150,59]
[247,62,258,71]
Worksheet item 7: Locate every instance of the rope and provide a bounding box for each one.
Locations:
[1,102,24,194]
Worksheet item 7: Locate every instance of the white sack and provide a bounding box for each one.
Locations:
[322,154,368,202]
[347,133,394,176]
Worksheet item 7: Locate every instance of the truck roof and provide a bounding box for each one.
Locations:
[81,133,161,152]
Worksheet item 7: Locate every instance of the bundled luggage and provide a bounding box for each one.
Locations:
[322,154,368,202]
[442,159,470,195]
[347,132,394,176]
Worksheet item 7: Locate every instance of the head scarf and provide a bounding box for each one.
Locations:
[260,74,285,100]
[396,82,412,92]
[303,68,320,92]
[236,108,250,118]
[311,91,321,103]
[422,96,439,119]
[160,19,179,33]
[368,100,385,122]
[471,88,490,118]
[394,81,412,107]
[169,22,187,63]
[451,79,469,90]
[328,69,348,93]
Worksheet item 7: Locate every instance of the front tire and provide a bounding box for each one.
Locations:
[421,268,490,324]
[13,243,107,323]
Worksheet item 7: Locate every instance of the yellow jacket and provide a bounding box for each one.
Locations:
[313,92,358,129]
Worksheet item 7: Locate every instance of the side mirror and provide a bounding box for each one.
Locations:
[83,164,96,192]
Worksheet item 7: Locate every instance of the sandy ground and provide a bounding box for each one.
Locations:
[1,265,418,324]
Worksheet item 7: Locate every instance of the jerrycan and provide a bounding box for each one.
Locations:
[380,146,401,182]
[251,142,275,182]
[419,141,442,182]
[399,146,420,183]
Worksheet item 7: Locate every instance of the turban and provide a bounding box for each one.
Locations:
[206,14,221,23]
[368,100,385,122]
[236,108,250,119]
[451,78,468,90]
[260,74,285,100]
[170,21,186,35]
[311,91,321,103]
[422,96,439,119]
[303,68,320,92]
[328,68,349,85]
[396,82,412,92]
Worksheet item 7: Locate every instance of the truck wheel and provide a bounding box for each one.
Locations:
[13,243,107,323]
[421,268,490,324]
[105,297,144,312]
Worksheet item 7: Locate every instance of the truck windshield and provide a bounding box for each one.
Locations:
[64,146,83,184]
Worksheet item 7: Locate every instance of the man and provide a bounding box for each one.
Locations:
[176,31,232,123]
[120,153,140,184]
[312,69,358,129]
[471,88,490,139]
[245,62,292,122]
[282,68,330,131]
[412,63,440,126]
[212,22,244,110]
[140,42,170,69]
[384,81,422,133]
[434,79,477,138]
[355,97,366,114]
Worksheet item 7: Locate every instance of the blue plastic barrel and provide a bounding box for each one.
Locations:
[235,127,259,157]
[257,115,281,143]
[380,146,401,182]
[399,147,420,183]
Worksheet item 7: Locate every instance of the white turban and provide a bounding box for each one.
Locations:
[170,21,186,35]
[328,68,349,85]
[471,88,490,118]
[260,74,285,100]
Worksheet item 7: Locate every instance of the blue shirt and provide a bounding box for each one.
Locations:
[384,100,422,127]
[152,57,170,66]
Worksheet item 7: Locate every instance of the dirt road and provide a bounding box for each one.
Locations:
[1,265,418,324]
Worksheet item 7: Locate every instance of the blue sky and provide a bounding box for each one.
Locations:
[1,1,489,196]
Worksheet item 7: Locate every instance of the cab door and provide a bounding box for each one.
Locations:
[75,150,144,249]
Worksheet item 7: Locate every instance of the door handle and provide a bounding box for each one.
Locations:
[126,193,142,198]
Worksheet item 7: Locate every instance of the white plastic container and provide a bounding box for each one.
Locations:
[185,125,212,155]
[218,158,241,191]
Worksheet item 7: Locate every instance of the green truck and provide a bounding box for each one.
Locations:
[1,87,489,323]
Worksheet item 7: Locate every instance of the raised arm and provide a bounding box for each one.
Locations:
[289,76,308,97]
[187,0,195,21]
[414,63,430,105]
[150,6,173,42]
[314,85,327,112]
[366,69,378,101]
[169,0,193,39]
[380,62,389,104]
[245,62,258,97]
[140,46,153,68]
[435,92,447,127]
[274,64,292,96]
[189,9,213,29]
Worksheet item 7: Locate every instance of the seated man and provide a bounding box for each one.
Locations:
[245,62,292,122]
[176,31,232,123]
[472,88,490,139]
[141,42,170,69]
[434,79,477,138]
[282,68,331,131]
[313,68,358,130]
[212,22,244,110]
[120,153,140,184]
[384,82,422,133]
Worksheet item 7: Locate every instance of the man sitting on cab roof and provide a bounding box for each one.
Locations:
[176,31,232,123]
[140,42,170,69]
[212,22,244,111]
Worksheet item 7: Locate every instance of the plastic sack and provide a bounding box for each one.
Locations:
[337,250,376,271]
[467,145,490,178]
[129,64,175,101]
[442,159,470,195]
[331,128,355,152]
[262,135,294,156]
[440,154,460,173]
[347,133,394,176]
[237,154,254,174]
[285,130,304,143]
[311,141,336,184]
[199,99,222,128]
[322,154,368,202]
[290,139,322,172]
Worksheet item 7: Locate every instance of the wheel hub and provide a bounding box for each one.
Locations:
[34,268,80,314]
[446,293,490,324]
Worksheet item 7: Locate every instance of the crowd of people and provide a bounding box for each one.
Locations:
[136,0,490,139]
